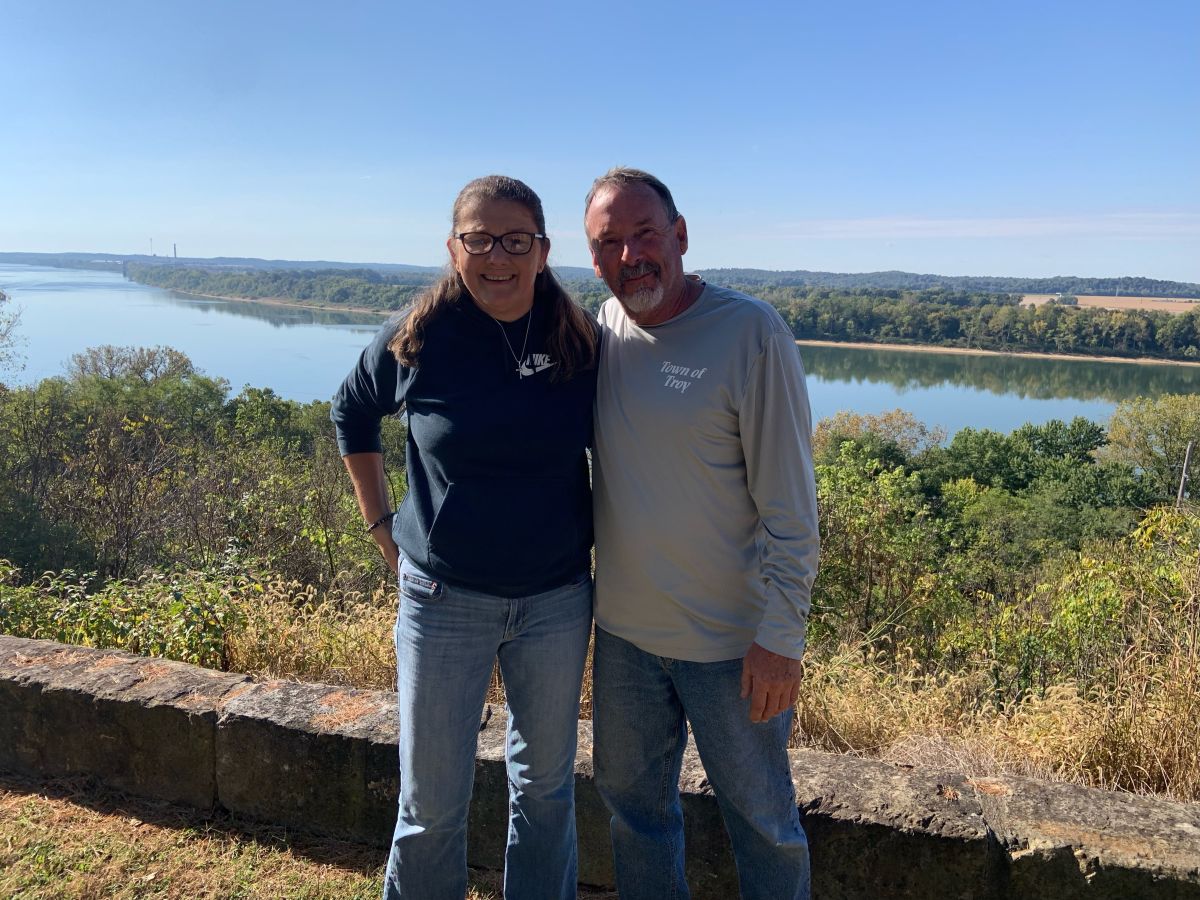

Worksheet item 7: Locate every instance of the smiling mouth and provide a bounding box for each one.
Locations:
[481,274,516,283]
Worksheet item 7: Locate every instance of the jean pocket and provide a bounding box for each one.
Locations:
[399,561,443,602]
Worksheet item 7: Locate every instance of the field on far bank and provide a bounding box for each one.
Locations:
[1022,294,1200,313]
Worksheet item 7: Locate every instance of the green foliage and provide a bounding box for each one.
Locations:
[1103,393,1200,501]
[813,443,952,649]
[767,286,1200,361]
[0,565,244,668]
[698,267,1200,298]
[0,346,404,590]
[0,289,20,373]
[809,411,1159,699]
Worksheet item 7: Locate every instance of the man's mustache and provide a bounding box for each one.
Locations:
[618,262,659,285]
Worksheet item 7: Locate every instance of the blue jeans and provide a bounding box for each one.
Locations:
[592,627,810,900]
[384,558,593,900]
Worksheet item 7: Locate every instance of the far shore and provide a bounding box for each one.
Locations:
[162,285,1200,369]
[167,287,392,317]
[797,338,1200,368]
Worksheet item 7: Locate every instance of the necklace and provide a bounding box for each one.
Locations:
[494,310,532,378]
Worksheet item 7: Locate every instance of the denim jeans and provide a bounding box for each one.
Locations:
[384,558,593,900]
[592,627,810,900]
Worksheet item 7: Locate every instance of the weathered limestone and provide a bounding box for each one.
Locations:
[2,635,1199,899]
[214,678,399,844]
[0,636,250,808]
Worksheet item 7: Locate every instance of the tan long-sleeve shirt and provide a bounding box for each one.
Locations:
[593,281,820,663]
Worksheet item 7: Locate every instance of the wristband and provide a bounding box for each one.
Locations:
[367,511,395,534]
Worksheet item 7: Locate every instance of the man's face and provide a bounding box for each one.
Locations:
[584,183,688,323]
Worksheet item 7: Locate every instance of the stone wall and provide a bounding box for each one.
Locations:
[2,635,1198,899]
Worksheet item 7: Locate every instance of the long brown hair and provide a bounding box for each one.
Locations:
[388,175,597,381]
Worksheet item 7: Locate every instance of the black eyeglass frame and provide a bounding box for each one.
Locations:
[454,231,547,256]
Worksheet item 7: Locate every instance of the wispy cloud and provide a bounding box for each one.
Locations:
[775,212,1200,240]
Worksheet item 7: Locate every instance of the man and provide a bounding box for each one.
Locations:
[585,168,819,900]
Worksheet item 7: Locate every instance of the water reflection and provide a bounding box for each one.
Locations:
[157,292,388,329]
[801,342,1200,403]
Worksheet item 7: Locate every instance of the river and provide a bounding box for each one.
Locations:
[4,263,1198,436]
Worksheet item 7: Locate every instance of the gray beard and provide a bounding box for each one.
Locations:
[619,282,665,316]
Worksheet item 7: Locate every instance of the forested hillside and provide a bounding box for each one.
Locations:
[696,268,1200,297]
[124,265,1200,361]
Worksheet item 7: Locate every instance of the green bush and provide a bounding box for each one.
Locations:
[0,563,244,668]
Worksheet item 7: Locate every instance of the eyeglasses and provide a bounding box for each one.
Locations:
[455,231,546,256]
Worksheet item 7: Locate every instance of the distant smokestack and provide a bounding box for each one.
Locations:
[173,243,177,259]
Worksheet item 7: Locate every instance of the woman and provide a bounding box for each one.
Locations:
[331,176,598,900]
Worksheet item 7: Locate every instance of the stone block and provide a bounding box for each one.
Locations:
[0,635,247,808]
[214,678,396,844]
[5,636,1200,899]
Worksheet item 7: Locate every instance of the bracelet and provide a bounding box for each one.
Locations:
[367,511,395,534]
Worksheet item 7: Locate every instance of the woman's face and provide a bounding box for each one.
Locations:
[448,198,550,322]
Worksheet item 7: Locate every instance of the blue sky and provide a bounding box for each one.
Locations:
[2,0,1197,280]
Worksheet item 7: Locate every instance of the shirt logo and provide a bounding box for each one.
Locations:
[660,361,708,394]
[519,353,558,377]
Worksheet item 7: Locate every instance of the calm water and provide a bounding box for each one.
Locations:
[4,263,1199,435]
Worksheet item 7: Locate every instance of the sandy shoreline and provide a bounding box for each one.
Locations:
[167,287,392,317]
[162,286,1200,369]
[797,338,1200,368]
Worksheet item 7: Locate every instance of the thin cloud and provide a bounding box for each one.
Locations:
[775,212,1200,240]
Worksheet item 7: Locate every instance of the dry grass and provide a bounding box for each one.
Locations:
[225,577,396,690]
[1022,294,1200,313]
[224,575,587,717]
[793,634,1200,800]
[0,773,378,900]
[0,774,617,900]
[221,572,1200,800]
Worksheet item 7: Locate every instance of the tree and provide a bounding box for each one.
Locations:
[0,290,21,375]
[813,408,945,464]
[813,443,948,648]
[1104,394,1200,502]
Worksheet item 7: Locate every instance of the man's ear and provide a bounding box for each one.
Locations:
[675,215,688,256]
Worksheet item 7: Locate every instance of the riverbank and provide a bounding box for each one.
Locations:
[156,284,1200,369]
[163,287,393,317]
[797,338,1200,368]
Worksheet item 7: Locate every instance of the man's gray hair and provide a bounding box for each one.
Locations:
[585,167,681,223]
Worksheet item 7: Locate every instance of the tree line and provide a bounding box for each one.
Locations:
[121,265,1200,361]
[697,268,1200,298]
[126,264,431,311]
[771,287,1200,360]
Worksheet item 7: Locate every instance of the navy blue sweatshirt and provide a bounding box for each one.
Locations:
[331,295,596,597]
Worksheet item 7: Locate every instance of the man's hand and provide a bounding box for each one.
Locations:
[740,642,802,723]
